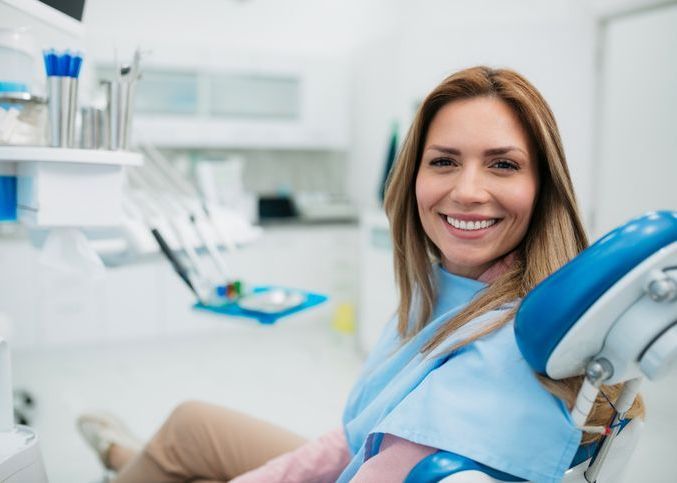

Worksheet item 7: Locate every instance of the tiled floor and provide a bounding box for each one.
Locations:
[11,312,677,483]
[12,312,363,483]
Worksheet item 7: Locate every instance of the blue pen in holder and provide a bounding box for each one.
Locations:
[43,50,83,147]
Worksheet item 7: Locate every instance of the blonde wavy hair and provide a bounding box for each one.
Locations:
[383,66,643,443]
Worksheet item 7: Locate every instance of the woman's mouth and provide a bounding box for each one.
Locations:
[443,215,500,231]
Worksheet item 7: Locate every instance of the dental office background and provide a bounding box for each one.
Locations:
[1,0,676,482]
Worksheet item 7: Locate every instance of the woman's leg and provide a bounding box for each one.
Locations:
[113,400,307,483]
[108,445,138,471]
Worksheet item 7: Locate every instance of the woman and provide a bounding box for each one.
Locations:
[78,66,642,482]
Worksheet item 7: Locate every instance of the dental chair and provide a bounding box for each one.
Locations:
[0,338,48,482]
[405,210,677,483]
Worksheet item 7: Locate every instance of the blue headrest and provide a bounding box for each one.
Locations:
[515,211,677,375]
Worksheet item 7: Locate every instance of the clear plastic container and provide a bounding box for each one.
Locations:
[0,92,47,146]
[0,28,37,90]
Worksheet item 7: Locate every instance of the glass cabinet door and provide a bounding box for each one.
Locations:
[208,73,300,119]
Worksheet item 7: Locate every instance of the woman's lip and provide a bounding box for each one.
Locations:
[441,213,499,221]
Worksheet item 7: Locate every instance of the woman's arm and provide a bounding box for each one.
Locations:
[230,427,351,483]
[351,434,437,483]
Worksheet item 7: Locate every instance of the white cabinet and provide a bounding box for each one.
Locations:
[114,57,350,150]
[1,223,359,349]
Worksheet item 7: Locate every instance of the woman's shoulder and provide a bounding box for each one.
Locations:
[425,301,520,360]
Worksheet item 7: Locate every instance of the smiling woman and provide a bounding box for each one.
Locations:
[383,66,643,450]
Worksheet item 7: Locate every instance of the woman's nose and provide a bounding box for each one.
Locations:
[449,166,491,206]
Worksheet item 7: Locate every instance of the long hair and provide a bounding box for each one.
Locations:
[383,66,643,443]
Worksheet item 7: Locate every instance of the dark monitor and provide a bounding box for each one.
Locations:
[39,0,86,21]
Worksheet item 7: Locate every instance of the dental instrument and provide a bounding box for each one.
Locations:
[127,167,218,285]
[140,143,240,254]
[150,227,204,303]
[129,147,247,301]
[126,169,214,286]
[122,187,210,302]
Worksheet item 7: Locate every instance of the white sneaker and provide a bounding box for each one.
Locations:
[76,411,144,469]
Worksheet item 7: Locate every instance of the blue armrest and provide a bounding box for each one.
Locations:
[404,451,526,483]
[404,420,632,482]
[515,211,677,375]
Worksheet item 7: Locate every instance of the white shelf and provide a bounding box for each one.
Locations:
[0,146,143,166]
[133,117,349,151]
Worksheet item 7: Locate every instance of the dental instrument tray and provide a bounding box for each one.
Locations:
[195,286,327,324]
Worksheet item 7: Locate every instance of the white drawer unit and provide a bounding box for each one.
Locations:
[0,146,142,227]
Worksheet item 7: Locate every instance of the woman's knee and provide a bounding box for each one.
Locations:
[165,400,215,433]
[145,401,222,477]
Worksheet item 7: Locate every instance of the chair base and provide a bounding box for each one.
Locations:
[0,425,48,482]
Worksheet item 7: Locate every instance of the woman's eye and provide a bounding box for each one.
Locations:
[430,157,457,167]
[491,159,519,170]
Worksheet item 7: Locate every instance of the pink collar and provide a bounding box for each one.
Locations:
[477,251,517,284]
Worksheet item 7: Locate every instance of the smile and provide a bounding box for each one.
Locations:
[444,215,499,231]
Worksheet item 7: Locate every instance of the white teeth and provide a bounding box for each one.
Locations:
[445,216,497,231]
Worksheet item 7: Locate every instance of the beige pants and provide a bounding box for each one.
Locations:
[113,400,308,483]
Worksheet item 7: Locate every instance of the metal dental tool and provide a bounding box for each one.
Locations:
[129,159,226,282]
[140,143,240,254]
[126,168,215,291]
[122,187,209,304]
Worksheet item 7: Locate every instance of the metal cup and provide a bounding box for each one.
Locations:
[68,78,78,147]
[117,80,130,150]
[116,79,136,150]
[47,76,78,147]
[100,80,117,150]
[99,77,136,151]
[80,106,96,149]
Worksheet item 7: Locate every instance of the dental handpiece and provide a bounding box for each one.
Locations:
[150,227,204,303]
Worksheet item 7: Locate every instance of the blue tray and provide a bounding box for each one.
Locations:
[194,286,328,324]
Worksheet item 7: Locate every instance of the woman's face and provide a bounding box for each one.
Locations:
[415,96,539,279]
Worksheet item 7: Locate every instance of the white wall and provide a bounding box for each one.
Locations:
[81,0,401,62]
[593,2,677,237]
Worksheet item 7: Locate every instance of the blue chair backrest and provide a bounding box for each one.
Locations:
[515,211,677,375]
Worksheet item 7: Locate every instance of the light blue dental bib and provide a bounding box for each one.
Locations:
[338,266,581,483]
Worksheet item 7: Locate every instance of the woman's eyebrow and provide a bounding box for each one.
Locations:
[425,145,461,155]
[483,146,528,156]
[425,145,527,156]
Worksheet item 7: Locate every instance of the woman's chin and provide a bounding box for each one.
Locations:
[440,258,494,279]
